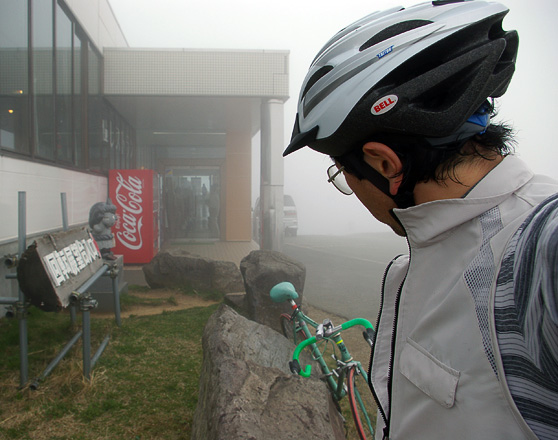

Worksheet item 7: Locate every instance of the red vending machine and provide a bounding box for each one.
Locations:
[109,169,160,264]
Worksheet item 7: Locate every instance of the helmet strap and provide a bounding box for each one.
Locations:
[392,184,416,209]
[335,150,416,209]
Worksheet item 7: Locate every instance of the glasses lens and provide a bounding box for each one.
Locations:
[327,165,353,195]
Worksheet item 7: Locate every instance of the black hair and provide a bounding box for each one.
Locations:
[391,121,516,186]
[334,103,515,208]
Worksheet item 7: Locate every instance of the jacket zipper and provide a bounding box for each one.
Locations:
[367,257,396,430]
[367,252,408,439]
[368,239,410,440]
[383,272,407,439]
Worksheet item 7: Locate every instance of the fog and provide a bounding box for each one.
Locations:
[109,0,558,236]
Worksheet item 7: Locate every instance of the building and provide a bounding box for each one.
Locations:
[0,0,288,309]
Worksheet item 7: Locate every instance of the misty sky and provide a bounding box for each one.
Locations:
[108,0,558,235]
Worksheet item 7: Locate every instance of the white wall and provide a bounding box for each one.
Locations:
[0,157,108,244]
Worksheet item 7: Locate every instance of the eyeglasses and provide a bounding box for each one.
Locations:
[327,164,353,195]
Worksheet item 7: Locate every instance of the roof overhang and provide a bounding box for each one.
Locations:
[103,48,289,151]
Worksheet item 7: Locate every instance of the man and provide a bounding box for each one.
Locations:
[283,1,558,439]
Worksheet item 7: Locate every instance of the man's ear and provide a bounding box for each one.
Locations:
[362,142,403,196]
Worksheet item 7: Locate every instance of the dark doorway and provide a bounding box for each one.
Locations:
[163,167,221,241]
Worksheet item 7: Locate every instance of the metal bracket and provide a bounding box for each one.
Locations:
[15,301,28,319]
[108,263,119,279]
[69,291,98,311]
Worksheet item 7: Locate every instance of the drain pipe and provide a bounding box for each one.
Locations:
[17,191,29,388]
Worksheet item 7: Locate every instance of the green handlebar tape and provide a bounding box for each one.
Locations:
[292,336,317,377]
[341,318,374,331]
[291,318,374,378]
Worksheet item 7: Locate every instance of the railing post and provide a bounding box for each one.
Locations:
[17,191,29,388]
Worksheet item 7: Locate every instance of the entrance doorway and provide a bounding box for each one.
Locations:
[163,167,221,241]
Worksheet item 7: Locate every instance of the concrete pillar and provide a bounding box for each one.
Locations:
[225,131,252,241]
[260,99,284,251]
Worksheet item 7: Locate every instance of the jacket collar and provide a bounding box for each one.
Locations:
[393,156,534,247]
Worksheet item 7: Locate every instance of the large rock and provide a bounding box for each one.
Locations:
[191,304,345,440]
[142,250,244,293]
[240,250,306,333]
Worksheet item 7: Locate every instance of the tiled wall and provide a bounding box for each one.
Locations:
[104,49,289,98]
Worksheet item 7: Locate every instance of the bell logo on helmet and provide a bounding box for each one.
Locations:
[371,95,398,116]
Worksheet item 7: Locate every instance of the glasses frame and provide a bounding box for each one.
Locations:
[327,164,353,195]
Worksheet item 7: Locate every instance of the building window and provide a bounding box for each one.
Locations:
[0,0,30,153]
[1,0,136,173]
[33,0,55,161]
[87,45,107,172]
[74,29,83,167]
[55,1,73,163]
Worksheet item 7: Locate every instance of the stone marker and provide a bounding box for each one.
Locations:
[142,249,244,294]
[191,304,345,440]
[239,250,306,334]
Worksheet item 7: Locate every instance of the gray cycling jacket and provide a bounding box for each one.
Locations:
[369,156,558,440]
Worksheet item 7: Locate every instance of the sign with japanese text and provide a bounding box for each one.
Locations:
[17,227,103,311]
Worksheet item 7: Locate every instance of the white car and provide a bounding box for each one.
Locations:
[253,194,298,240]
[282,195,298,237]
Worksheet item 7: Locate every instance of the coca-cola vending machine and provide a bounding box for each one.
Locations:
[109,169,160,264]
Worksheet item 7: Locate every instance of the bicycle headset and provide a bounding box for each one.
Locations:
[283,0,518,208]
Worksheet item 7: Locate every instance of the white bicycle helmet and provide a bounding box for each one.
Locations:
[284,0,518,158]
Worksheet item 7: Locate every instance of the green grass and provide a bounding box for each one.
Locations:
[0,302,219,439]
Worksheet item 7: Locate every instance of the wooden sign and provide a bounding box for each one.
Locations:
[17,227,103,311]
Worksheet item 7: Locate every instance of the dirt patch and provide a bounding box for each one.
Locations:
[94,288,220,319]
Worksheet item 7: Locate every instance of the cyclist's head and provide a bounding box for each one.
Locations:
[284,0,518,208]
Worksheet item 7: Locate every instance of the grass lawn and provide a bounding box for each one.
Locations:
[0,290,219,440]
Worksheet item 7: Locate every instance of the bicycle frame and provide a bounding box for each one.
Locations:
[287,306,352,400]
[284,301,373,402]
[271,281,376,439]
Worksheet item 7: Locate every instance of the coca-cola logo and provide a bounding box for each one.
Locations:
[114,173,144,250]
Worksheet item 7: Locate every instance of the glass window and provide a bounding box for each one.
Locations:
[110,114,121,169]
[0,0,30,153]
[87,45,106,171]
[125,126,136,169]
[55,2,73,163]
[122,124,129,168]
[74,30,83,167]
[33,0,55,160]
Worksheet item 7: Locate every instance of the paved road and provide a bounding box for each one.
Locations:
[282,233,408,322]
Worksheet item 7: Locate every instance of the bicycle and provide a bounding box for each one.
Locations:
[270,281,376,440]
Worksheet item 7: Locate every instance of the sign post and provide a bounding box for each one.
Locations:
[15,226,118,387]
[17,227,103,311]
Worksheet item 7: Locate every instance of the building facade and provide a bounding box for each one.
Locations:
[0,0,288,310]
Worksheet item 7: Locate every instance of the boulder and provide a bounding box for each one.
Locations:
[191,304,345,440]
[142,250,244,293]
[239,250,306,333]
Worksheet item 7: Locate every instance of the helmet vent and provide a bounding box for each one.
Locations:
[359,20,432,52]
[301,65,334,101]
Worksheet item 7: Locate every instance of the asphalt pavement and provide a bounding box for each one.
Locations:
[282,233,408,322]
